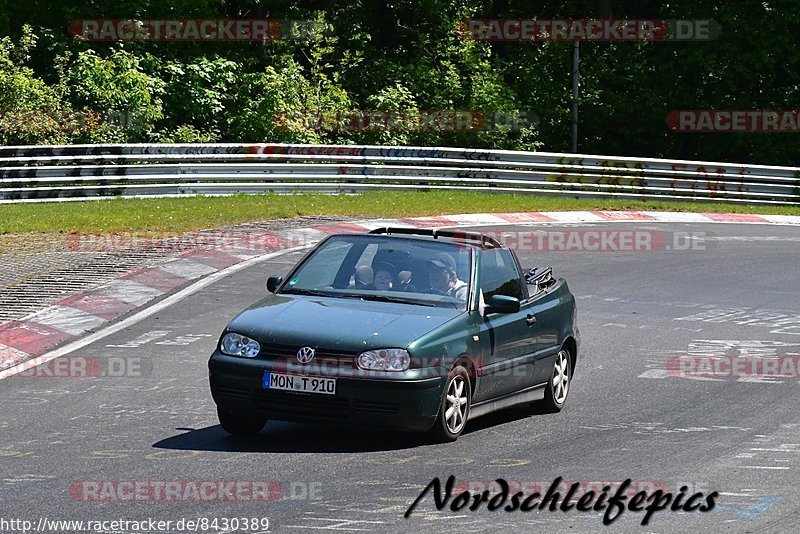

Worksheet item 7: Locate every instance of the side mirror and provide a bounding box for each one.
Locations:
[266,276,283,293]
[484,295,520,316]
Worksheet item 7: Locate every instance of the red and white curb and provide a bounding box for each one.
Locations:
[1,210,799,372]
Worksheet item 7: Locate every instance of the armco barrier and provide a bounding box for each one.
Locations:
[1,143,799,204]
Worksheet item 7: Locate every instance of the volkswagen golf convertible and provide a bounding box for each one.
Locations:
[209,228,579,441]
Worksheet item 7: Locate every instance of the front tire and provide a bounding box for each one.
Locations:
[429,365,471,442]
[217,407,267,436]
[540,348,572,413]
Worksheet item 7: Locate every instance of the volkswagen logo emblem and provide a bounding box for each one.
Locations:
[296,346,315,364]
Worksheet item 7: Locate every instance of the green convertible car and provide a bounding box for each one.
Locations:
[209,227,580,441]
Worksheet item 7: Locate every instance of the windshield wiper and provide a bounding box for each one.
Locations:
[281,288,334,297]
[356,294,438,307]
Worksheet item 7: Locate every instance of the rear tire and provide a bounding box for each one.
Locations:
[540,348,572,413]
[429,366,471,442]
[217,407,267,436]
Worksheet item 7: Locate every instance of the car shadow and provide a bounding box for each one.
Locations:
[152,421,430,453]
[153,403,556,454]
[463,402,557,435]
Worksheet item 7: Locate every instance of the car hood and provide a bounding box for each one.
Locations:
[225,294,462,352]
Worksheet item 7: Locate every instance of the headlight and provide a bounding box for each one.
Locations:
[357,348,410,371]
[220,332,261,358]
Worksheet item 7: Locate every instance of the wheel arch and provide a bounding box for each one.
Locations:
[561,336,578,375]
[452,354,477,397]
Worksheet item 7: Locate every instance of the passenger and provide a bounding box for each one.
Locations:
[425,252,467,300]
[372,261,396,291]
[354,265,374,289]
[397,270,415,292]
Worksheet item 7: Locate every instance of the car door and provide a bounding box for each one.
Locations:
[472,248,539,402]
[523,280,562,386]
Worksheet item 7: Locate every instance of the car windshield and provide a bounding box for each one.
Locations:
[279,234,473,310]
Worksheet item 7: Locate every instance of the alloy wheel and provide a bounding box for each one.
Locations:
[552,349,570,405]
[444,375,468,434]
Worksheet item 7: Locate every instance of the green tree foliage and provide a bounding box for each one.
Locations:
[0,1,797,164]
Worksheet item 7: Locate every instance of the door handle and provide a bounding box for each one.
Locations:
[526,314,537,326]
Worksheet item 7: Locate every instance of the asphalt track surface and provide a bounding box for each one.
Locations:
[2,222,800,534]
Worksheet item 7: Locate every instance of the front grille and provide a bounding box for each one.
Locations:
[213,386,251,401]
[215,385,401,420]
[255,389,351,419]
[259,343,358,372]
[353,400,399,415]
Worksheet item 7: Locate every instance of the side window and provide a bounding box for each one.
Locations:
[479,249,526,301]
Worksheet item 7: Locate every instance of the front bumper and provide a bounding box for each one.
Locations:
[209,352,444,432]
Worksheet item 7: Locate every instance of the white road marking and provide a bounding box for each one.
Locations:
[274,227,329,244]
[540,210,605,222]
[760,214,800,225]
[737,377,783,383]
[95,279,164,306]
[641,211,715,223]
[637,369,670,379]
[154,333,212,346]
[283,518,385,531]
[106,330,170,348]
[443,213,509,225]
[159,258,218,279]
[704,236,800,242]
[356,219,414,230]
[0,246,312,380]
[0,343,34,370]
[24,305,106,336]
[734,466,791,470]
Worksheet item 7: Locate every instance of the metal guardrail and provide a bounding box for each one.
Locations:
[1,143,798,204]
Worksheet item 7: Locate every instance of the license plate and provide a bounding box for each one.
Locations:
[263,372,336,395]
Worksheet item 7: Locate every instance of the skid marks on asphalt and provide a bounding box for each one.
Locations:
[2,385,97,407]
[0,472,59,502]
[67,400,214,423]
[291,488,694,533]
[280,516,386,531]
[577,294,706,310]
[577,421,752,436]
[674,306,800,335]
[689,425,800,524]
[723,424,800,473]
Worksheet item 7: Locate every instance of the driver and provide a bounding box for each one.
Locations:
[426,252,467,300]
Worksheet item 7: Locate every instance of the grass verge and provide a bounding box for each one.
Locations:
[2,192,800,234]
